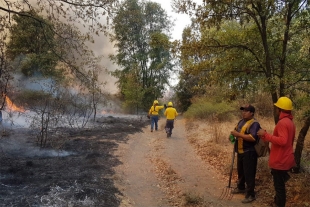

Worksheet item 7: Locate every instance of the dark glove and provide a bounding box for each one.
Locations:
[164,104,167,109]
[147,115,150,119]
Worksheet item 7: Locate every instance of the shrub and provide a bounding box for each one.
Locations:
[183,99,236,122]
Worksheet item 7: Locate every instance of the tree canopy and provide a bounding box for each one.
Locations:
[110,0,174,111]
[173,0,310,173]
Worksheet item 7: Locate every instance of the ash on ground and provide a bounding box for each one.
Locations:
[0,115,150,207]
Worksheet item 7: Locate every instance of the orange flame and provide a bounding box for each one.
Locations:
[101,109,115,114]
[101,110,107,114]
[5,96,25,112]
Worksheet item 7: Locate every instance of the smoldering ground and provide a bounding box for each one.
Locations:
[0,115,149,207]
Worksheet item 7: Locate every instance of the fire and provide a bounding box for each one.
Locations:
[5,96,25,112]
[101,110,107,114]
[101,109,115,114]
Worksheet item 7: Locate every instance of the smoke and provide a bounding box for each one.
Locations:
[0,128,75,158]
[24,0,119,94]
[90,32,119,94]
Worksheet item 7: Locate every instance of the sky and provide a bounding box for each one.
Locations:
[152,1,192,40]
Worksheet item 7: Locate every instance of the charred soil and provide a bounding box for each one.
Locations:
[0,116,149,207]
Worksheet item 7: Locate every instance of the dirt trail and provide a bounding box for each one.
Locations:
[114,117,256,207]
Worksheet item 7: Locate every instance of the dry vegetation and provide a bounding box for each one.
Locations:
[185,117,310,207]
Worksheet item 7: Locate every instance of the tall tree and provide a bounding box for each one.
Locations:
[174,0,310,172]
[110,0,173,111]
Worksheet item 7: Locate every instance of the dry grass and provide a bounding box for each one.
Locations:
[150,157,184,207]
[185,118,310,207]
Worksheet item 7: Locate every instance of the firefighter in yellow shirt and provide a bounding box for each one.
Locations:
[164,102,178,137]
[148,100,165,132]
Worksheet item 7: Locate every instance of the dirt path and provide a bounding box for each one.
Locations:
[114,117,255,207]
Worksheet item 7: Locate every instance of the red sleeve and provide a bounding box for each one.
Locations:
[263,120,288,146]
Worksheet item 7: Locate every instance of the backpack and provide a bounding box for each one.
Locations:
[254,137,269,157]
[238,119,269,158]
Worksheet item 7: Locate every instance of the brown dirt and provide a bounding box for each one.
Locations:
[114,117,253,207]
[1,115,309,207]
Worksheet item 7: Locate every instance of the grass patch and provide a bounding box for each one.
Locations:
[183,192,204,206]
[183,99,235,122]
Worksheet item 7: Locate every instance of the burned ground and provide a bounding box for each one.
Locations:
[0,116,149,207]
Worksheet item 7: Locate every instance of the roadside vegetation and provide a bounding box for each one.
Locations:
[183,96,310,207]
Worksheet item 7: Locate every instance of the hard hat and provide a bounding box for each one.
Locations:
[153,100,159,105]
[274,97,293,110]
[168,102,173,107]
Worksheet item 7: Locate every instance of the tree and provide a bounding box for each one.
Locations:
[173,0,310,172]
[121,66,145,113]
[0,0,119,91]
[0,1,118,146]
[0,0,118,34]
[6,11,60,77]
[110,0,174,112]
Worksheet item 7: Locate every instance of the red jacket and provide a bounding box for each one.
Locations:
[261,112,296,170]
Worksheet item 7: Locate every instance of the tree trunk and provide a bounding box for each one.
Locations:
[292,115,310,173]
[271,92,279,124]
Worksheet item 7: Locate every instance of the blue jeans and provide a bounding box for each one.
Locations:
[151,115,159,130]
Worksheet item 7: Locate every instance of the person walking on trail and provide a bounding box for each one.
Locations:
[148,100,165,132]
[164,102,178,137]
[230,104,261,204]
[257,97,296,207]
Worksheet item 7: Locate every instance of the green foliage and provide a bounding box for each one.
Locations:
[6,11,61,78]
[121,69,145,113]
[183,98,235,121]
[110,0,174,111]
[175,0,310,114]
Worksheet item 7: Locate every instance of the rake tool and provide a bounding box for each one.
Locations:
[219,143,236,200]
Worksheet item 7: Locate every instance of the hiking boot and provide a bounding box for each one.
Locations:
[231,188,245,194]
[241,195,256,203]
[151,129,153,132]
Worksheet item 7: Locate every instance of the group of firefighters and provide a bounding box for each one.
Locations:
[147,100,178,137]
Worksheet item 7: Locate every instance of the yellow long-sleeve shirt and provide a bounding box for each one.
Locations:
[149,105,164,115]
[164,107,178,120]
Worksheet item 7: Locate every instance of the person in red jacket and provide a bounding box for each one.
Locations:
[257,97,296,207]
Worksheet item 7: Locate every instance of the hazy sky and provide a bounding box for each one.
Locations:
[151,1,191,40]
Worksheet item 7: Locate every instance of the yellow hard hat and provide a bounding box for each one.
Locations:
[168,102,173,107]
[274,97,293,110]
[153,100,159,105]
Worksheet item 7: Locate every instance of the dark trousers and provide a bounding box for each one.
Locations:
[271,169,290,207]
[165,120,174,134]
[237,150,258,197]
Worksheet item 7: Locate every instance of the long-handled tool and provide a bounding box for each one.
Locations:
[219,142,236,200]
